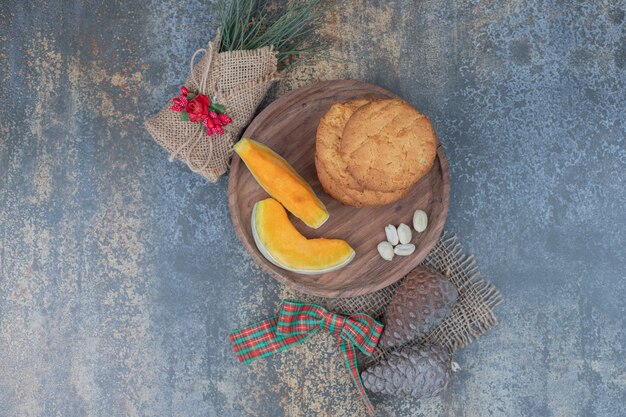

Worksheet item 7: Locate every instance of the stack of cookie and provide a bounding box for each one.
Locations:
[315,98,438,207]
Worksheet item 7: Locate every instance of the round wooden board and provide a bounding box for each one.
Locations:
[228,80,450,298]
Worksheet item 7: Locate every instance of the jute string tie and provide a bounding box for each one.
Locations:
[168,40,217,172]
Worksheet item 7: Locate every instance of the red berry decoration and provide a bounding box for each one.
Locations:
[169,86,232,137]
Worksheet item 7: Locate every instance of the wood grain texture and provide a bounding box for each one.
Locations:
[228,80,450,297]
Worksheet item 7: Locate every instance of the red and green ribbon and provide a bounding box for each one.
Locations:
[230,300,384,414]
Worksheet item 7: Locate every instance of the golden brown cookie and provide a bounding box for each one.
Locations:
[315,99,408,206]
[340,99,438,192]
[315,155,360,206]
[316,99,371,192]
[315,154,410,207]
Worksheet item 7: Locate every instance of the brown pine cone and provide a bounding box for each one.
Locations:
[379,266,458,348]
[361,344,454,398]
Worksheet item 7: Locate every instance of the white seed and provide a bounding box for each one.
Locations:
[384,224,399,245]
[413,210,428,233]
[397,223,412,244]
[377,241,394,261]
[394,243,416,256]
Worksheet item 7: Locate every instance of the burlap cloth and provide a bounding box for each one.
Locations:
[281,232,503,367]
[145,33,280,182]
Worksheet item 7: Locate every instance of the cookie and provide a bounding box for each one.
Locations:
[315,154,409,207]
[315,99,408,206]
[315,99,371,192]
[340,99,438,192]
[315,155,360,206]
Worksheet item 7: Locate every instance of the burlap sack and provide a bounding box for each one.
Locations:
[281,233,503,367]
[146,33,280,182]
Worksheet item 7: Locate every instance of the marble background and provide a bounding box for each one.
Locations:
[1,0,624,416]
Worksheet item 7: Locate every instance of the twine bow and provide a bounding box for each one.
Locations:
[230,300,384,414]
[168,33,222,172]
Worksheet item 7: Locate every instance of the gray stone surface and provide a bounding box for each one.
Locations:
[1,0,625,416]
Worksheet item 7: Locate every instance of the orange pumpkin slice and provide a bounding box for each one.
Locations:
[252,198,355,274]
[234,138,329,229]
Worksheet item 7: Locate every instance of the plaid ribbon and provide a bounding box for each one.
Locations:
[230,300,384,414]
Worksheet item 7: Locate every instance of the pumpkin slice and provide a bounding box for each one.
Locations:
[234,138,329,229]
[252,198,355,274]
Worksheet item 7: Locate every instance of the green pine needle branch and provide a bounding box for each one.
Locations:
[219,0,339,66]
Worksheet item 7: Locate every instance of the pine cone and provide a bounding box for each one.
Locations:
[379,266,458,348]
[361,344,453,398]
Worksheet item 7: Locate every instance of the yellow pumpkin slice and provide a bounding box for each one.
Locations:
[252,198,355,274]
[234,138,329,229]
